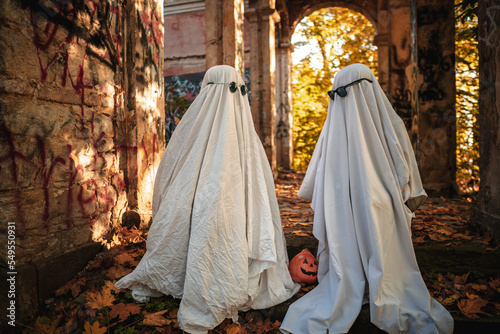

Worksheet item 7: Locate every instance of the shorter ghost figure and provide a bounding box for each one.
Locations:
[116,65,299,334]
[280,64,454,334]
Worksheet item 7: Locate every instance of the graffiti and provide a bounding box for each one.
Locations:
[419,88,445,102]
[164,69,251,144]
[36,135,66,225]
[418,47,453,80]
[0,125,35,226]
[138,5,163,86]
[164,73,203,144]
[417,5,451,28]
[0,125,158,230]
[393,88,412,110]
[26,0,123,133]
[23,0,123,70]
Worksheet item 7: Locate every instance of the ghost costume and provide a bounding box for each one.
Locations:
[116,65,299,334]
[280,64,453,334]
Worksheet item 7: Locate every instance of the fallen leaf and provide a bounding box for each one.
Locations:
[470,283,489,292]
[86,287,116,310]
[55,277,87,297]
[83,320,107,334]
[485,244,500,252]
[143,309,178,327]
[116,252,135,265]
[457,297,489,319]
[109,302,142,321]
[225,323,243,334]
[106,266,132,279]
[35,315,61,334]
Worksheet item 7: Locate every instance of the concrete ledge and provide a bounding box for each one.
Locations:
[35,242,103,304]
[471,208,500,245]
[0,242,102,324]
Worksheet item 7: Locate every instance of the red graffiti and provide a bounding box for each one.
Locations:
[36,135,66,225]
[0,125,35,226]
[1,123,160,231]
[140,9,163,66]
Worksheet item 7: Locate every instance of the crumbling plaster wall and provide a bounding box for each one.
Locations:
[0,0,164,320]
[476,0,500,244]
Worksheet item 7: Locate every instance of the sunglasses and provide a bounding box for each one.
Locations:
[327,78,372,100]
[208,81,248,96]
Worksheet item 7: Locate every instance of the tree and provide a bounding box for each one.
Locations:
[292,7,377,168]
[455,0,479,194]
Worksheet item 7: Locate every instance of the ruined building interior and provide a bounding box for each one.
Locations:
[0,0,498,321]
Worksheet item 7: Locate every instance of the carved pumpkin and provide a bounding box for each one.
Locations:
[289,249,318,284]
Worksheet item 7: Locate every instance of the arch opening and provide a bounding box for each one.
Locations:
[290,7,378,169]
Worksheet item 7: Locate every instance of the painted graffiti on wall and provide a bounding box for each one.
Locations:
[27,0,123,134]
[164,69,251,144]
[164,72,203,144]
[0,124,158,231]
[2,0,162,237]
[25,0,123,70]
[137,3,164,87]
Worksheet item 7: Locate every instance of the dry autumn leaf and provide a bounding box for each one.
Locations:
[83,320,107,334]
[106,266,132,279]
[86,287,116,310]
[143,309,177,327]
[116,252,135,265]
[55,277,87,297]
[225,322,244,334]
[109,302,142,321]
[35,315,61,334]
[457,297,489,319]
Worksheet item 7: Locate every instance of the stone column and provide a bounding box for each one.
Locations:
[475,0,500,243]
[375,6,390,93]
[246,5,279,171]
[415,0,456,194]
[387,0,413,127]
[275,43,293,169]
[205,0,245,76]
[124,0,165,226]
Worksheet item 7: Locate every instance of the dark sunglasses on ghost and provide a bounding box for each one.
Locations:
[327,78,372,100]
[208,81,248,96]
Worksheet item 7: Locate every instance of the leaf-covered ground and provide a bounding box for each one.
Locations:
[21,171,499,333]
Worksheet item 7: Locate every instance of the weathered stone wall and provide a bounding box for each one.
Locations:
[416,0,456,195]
[475,0,500,244]
[0,0,164,320]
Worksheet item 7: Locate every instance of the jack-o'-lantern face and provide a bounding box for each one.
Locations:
[288,249,318,284]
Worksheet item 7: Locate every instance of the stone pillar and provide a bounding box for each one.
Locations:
[205,0,245,76]
[246,4,279,171]
[475,0,500,243]
[375,6,390,93]
[387,0,413,127]
[124,0,165,226]
[415,0,455,194]
[275,43,293,169]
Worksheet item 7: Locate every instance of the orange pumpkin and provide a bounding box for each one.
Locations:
[288,249,318,284]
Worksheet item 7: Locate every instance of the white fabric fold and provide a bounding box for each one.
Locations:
[280,64,453,334]
[115,65,299,333]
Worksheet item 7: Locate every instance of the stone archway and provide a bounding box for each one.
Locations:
[270,0,456,195]
[202,0,456,192]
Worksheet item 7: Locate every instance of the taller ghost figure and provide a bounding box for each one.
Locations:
[280,64,453,334]
[116,65,299,334]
